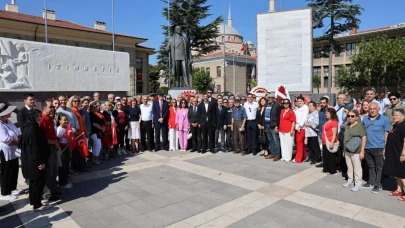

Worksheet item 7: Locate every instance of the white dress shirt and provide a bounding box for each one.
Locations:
[140,103,153,121]
[294,104,309,130]
[0,120,21,161]
[244,101,259,120]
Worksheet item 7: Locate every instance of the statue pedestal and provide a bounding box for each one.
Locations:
[168,87,196,99]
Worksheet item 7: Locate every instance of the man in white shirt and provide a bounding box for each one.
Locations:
[335,93,346,132]
[365,89,383,114]
[244,93,259,155]
[140,96,153,151]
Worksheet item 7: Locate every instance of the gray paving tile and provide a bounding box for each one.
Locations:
[60,202,91,218]
[74,213,106,228]
[19,213,51,228]
[112,204,142,219]
[144,207,181,227]
[140,184,169,195]
[130,214,164,228]
[128,196,171,215]
[96,194,124,207]
[262,199,312,218]
[81,199,111,212]
[211,185,252,200]
[125,187,154,199]
[160,203,196,221]
[108,219,135,228]
[0,214,23,228]
[174,199,210,215]
[125,177,150,187]
[93,208,125,226]
[112,190,139,203]
[229,220,259,228]
[155,191,187,205]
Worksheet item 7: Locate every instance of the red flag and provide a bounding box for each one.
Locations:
[111,119,118,145]
[241,44,247,51]
[62,123,76,151]
[75,133,89,158]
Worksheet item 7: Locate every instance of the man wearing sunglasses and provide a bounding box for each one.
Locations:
[244,93,259,155]
[384,92,405,128]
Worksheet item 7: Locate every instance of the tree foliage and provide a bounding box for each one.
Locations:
[336,36,405,94]
[192,67,213,92]
[148,65,160,93]
[307,0,363,92]
[312,75,321,93]
[157,0,223,85]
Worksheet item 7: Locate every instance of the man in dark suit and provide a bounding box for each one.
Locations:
[264,92,282,161]
[198,93,216,153]
[17,93,36,131]
[188,97,201,152]
[215,98,228,152]
[152,92,169,151]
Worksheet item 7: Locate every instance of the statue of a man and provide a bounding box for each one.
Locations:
[166,26,191,88]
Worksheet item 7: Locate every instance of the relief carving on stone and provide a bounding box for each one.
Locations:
[0,40,31,89]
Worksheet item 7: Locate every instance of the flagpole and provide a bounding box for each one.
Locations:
[223,0,226,92]
[168,0,171,89]
[44,0,48,43]
[112,0,115,51]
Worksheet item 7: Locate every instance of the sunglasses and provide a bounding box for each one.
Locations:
[282,102,289,104]
[49,106,55,109]
[390,98,398,101]
[172,102,176,103]
[72,100,79,103]
[348,115,357,118]
[167,98,172,100]
[181,102,186,104]
[207,92,212,94]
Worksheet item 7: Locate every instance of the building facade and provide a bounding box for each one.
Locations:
[193,4,257,95]
[313,23,405,93]
[0,2,154,95]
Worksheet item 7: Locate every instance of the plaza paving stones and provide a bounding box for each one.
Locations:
[3,150,405,227]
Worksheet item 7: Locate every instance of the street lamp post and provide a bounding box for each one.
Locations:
[223,0,226,92]
[44,0,48,43]
[233,52,240,94]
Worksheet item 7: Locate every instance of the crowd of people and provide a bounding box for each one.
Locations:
[1,88,405,212]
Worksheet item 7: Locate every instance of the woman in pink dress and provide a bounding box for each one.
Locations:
[176,99,190,151]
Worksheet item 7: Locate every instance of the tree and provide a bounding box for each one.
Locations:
[312,75,321,93]
[158,0,223,88]
[148,65,160,93]
[192,67,213,92]
[308,0,363,93]
[336,36,405,94]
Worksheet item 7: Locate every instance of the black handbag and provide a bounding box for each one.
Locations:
[258,129,267,145]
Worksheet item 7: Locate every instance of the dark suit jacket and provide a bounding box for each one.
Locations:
[17,107,30,131]
[188,105,200,124]
[209,97,217,106]
[215,106,228,130]
[256,108,266,127]
[267,101,281,128]
[198,101,216,127]
[152,100,169,125]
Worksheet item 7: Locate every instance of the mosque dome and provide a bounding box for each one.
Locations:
[217,24,241,37]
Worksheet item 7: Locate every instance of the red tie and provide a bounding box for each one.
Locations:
[160,101,162,118]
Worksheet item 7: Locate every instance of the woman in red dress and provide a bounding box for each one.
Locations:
[168,99,178,151]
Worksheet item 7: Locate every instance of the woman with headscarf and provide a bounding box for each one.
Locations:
[0,103,21,201]
[21,109,49,211]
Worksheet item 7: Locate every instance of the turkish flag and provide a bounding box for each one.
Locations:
[136,70,142,80]
[62,123,76,152]
[276,85,290,101]
[241,45,247,51]
[111,119,118,145]
[75,133,89,158]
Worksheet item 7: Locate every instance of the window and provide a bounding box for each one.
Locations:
[335,44,344,57]
[216,85,221,94]
[334,65,343,78]
[136,58,142,70]
[216,66,221,77]
[313,67,321,77]
[205,67,210,77]
[346,42,356,56]
[136,82,143,94]
[323,67,329,88]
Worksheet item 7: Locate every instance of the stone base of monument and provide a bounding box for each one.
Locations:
[168,87,196,99]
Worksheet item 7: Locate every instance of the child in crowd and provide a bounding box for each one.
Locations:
[56,114,73,189]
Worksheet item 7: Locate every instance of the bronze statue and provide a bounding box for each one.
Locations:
[166,26,191,88]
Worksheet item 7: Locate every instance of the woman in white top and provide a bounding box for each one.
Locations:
[293,96,309,163]
[0,103,21,200]
[305,101,321,165]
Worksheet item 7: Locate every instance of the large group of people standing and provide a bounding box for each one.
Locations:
[1,88,405,212]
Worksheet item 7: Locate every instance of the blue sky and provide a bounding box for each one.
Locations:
[2,0,405,64]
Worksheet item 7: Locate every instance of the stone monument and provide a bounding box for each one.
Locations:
[165,26,195,98]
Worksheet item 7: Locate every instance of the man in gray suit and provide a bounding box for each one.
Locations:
[166,26,191,87]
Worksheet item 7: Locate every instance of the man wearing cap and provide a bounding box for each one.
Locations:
[264,92,281,161]
[232,98,247,155]
[152,92,169,151]
[198,93,216,153]
[244,93,259,155]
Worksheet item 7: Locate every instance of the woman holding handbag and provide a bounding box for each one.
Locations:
[342,109,367,192]
[256,97,268,156]
[322,108,339,175]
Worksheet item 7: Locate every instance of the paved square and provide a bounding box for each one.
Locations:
[3,150,405,228]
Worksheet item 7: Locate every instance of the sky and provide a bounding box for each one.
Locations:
[2,0,405,64]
